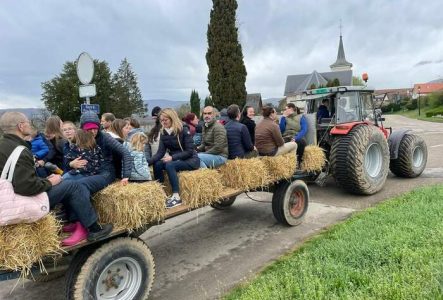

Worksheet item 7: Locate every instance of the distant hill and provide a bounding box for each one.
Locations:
[144,99,186,112]
[263,97,284,107]
[0,108,47,118]
[428,78,443,84]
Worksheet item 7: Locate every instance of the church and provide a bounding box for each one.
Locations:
[284,32,353,102]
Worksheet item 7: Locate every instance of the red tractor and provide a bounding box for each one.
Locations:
[295,85,428,195]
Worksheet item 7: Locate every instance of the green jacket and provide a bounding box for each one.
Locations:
[197,120,229,158]
[0,134,51,196]
[283,113,302,140]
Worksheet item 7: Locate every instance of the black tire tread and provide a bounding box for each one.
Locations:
[390,134,427,177]
[330,125,389,195]
[211,196,236,210]
[272,180,308,226]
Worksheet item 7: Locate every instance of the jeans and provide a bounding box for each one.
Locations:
[47,180,97,228]
[153,160,196,193]
[76,171,114,194]
[198,153,227,168]
[62,172,85,181]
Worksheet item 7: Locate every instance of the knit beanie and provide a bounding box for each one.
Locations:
[80,111,100,129]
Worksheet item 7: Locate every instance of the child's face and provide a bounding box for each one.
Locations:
[122,124,131,138]
[63,124,76,141]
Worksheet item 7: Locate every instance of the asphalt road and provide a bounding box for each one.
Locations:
[1,115,442,300]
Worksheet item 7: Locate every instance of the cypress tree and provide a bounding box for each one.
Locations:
[204,95,214,107]
[189,89,201,116]
[206,0,247,110]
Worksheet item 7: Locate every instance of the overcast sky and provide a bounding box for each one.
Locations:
[0,0,442,109]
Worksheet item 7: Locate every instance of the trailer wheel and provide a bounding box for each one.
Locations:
[330,125,389,195]
[272,180,309,226]
[65,246,98,300]
[211,196,236,210]
[72,237,155,300]
[390,134,427,178]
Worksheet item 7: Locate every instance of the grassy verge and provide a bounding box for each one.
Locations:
[390,108,443,123]
[225,185,443,300]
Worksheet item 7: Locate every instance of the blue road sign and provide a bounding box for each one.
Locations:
[81,104,100,114]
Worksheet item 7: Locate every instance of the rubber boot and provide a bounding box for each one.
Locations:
[62,221,79,233]
[61,223,88,246]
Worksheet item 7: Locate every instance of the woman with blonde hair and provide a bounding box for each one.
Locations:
[45,115,67,168]
[148,108,200,208]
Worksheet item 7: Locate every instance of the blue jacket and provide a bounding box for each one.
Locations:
[148,129,200,169]
[317,105,330,121]
[279,115,308,142]
[30,133,49,159]
[225,120,254,159]
[123,143,152,181]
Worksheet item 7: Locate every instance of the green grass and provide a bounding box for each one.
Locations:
[390,108,443,123]
[224,185,443,300]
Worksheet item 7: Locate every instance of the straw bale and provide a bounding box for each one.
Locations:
[301,145,326,172]
[162,169,224,208]
[218,158,271,190]
[93,181,167,230]
[261,153,297,182]
[0,214,62,276]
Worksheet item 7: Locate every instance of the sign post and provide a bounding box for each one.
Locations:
[76,52,96,106]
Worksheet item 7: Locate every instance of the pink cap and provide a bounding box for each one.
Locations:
[82,122,99,131]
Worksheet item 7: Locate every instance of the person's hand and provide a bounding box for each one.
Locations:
[282,109,289,117]
[253,146,257,151]
[162,156,173,162]
[47,174,62,186]
[70,158,88,169]
[37,160,45,167]
[120,178,129,186]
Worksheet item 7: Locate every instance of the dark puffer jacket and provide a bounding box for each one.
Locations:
[148,129,200,169]
[225,120,254,159]
[79,111,132,178]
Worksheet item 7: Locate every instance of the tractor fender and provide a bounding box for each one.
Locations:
[388,129,411,159]
[330,121,366,135]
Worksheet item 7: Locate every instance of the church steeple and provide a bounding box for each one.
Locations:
[330,21,353,71]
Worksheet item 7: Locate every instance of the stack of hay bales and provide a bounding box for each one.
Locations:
[0,214,62,276]
[93,181,167,230]
[218,158,271,191]
[163,169,224,208]
[301,145,326,172]
[261,153,297,182]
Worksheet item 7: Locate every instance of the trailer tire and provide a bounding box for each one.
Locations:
[390,134,427,178]
[211,196,236,210]
[72,237,155,300]
[330,125,389,195]
[65,246,98,300]
[272,180,309,226]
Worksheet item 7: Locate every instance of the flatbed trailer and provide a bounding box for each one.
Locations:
[0,176,310,300]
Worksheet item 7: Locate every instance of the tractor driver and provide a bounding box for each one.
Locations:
[279,103,307,163]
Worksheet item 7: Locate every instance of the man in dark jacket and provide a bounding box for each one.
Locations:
[197,106,228,168]
[0,112,112,243]
[225,104,257,159]
[67,111,132,194]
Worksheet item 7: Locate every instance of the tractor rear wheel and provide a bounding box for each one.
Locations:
[390,133,427,177]
[330,125,389,195]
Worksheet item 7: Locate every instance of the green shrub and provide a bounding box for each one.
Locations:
[381,103,392,113]
[425,107,443,118]
[428,92,443,108]
[406,99,417,110]
[392,103,402,112]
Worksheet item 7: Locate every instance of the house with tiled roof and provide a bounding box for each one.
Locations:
[412,83,443,99]
[374,88,412,105]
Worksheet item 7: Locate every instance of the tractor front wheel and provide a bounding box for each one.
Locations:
[330,125,389,195]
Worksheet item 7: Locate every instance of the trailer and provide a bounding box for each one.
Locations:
[0,175,310,300]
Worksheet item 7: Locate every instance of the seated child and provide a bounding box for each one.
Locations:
[124,132,152,181]
[63,129,104,180]
[25,127,50,177]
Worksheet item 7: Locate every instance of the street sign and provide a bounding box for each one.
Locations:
[81,104,100,114]
[76,52,94,85]
[79,84,97,98]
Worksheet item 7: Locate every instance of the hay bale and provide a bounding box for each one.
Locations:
[93,181,167,230]
[261,153,297,182]
[0,214,62,276]
[218,158,271,190]
[301,145,326,172]
[162,169,224,208]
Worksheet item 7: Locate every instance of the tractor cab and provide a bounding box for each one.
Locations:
[297,86,376,126]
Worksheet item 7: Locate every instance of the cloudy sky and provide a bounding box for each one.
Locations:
[0,0,442,109]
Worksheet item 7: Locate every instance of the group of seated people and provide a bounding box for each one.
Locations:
[0,102,307,246]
